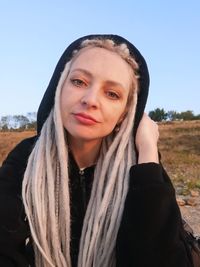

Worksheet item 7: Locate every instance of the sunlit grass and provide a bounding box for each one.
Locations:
[0,131,36,165]
[158,120,200,191]
[0,120,200,192]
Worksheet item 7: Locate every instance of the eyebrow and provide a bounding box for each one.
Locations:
[70,68,92,77]
[70,68,125,89]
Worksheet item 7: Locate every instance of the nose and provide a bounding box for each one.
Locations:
[81,86,100,108]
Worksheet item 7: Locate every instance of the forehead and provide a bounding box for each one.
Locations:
[69,47,133,89]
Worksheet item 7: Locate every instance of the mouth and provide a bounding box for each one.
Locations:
[73,112,100,125]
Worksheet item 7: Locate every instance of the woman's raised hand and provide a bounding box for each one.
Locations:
[135,113,159,164]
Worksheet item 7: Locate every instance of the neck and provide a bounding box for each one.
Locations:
[68,136,102,169]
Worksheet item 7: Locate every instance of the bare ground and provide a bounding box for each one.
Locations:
[179,195,200,236]
[0,126,200,237]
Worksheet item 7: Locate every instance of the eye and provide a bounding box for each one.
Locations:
[106,90,120,100]
[70,78,86,87]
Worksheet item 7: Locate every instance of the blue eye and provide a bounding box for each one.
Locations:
[71,78,86,87]
[106,91,120,99]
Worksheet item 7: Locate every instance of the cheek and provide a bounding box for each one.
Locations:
[60,93,66,115]
[60,92,71,121]
[106,106,126,127]
[60,80,73,105]
[60,85,74,110]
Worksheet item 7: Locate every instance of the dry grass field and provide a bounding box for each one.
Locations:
[0,131,36,165]
[158,120,200,193]
[0,122,200,234]
[0,120,200,192]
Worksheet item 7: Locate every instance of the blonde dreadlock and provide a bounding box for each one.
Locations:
[22,38,139,267]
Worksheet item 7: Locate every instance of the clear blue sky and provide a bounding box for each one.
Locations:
[0,0,199,116]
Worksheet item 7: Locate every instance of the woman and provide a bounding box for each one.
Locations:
[0,34,197,267]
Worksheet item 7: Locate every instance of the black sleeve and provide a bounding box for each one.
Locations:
[116,163,194,267]
[0,136,37,267]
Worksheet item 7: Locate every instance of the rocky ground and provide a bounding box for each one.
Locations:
[177,190,200,236]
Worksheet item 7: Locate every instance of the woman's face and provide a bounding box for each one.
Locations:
[60,47,133,145]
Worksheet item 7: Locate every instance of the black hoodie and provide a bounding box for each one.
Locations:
[36,34,150,137]
[0,34,195,267]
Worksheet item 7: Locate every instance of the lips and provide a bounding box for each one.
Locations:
[73,112,100,125]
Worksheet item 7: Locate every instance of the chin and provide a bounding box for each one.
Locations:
[66,130,101,142]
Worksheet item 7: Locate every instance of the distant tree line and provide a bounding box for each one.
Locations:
[148,108,200,122]
[0,109,200,131]
[0,112,37,131]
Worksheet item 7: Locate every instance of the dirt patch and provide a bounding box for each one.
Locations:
[0,125,200,237]
[179,195,200,236]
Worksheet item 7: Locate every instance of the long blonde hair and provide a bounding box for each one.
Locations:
[22,38,139,267]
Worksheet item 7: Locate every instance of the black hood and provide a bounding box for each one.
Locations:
[37,34,150,137]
